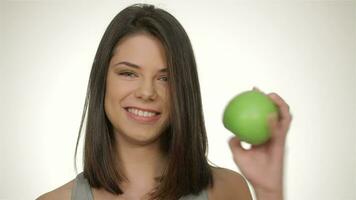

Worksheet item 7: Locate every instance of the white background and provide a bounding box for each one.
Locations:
[0,0,355,200]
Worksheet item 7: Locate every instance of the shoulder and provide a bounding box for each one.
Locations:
[208,166,252,200]
[36,179,75,200]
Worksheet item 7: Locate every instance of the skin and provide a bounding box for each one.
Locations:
[229,87,293,200]
[37,33,292,200]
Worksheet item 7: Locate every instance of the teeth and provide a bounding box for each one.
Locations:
[128,108,157,117]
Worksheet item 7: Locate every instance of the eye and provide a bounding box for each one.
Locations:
[118,71,137,78]
[158,76,168,82]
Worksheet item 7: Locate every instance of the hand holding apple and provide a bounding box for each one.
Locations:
[226,87,293,200]
[223,89,279,145]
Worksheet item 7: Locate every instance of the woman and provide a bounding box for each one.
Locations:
[38,3,292,200]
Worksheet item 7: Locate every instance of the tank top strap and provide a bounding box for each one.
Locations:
[71,172,94,200]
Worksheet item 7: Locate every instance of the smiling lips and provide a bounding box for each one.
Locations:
[125,107,161,123]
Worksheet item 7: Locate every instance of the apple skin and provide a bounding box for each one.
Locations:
[223,90,279,145]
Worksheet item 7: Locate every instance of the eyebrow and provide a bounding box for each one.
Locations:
[113,61,167,72]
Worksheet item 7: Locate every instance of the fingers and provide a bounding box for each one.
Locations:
[268,93,292,120]
[267,93,293,127]
[252,86,292,125]
[267,112,285,145]
[252,86,293,140]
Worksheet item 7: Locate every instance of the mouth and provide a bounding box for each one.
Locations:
[123,107,161,123]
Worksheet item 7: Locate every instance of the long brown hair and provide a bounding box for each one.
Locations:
[74,3,213,199]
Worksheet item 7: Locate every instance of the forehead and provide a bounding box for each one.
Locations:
[110,33,167,69]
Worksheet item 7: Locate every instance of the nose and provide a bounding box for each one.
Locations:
[135,79,157,101]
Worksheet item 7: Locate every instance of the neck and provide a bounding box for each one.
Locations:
[115,136,168,190]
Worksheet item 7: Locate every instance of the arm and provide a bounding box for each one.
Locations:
[229,88,293,200]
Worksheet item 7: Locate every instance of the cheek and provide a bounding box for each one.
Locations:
[106,79,137,99]
[104,87,130,127]
[110,87,131,99]
[104,81,135,119]
[157,86,170,110]
[156,84,169,99]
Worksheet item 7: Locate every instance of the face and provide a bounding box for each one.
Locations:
[104,32,170,146]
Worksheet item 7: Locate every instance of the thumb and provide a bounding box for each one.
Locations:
[228,136,248,168]
[229,136,246,156]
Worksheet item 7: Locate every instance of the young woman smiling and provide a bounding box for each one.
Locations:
[37,3,292,200]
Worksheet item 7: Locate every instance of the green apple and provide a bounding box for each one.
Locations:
[223,90,279,145]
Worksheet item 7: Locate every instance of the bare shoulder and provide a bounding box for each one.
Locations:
[36,179,75,200]
[208,166,252,200]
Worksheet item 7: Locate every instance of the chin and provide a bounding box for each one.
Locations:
[115,127,164,146]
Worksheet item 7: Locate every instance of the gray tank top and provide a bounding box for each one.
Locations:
[71,173,208,200]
